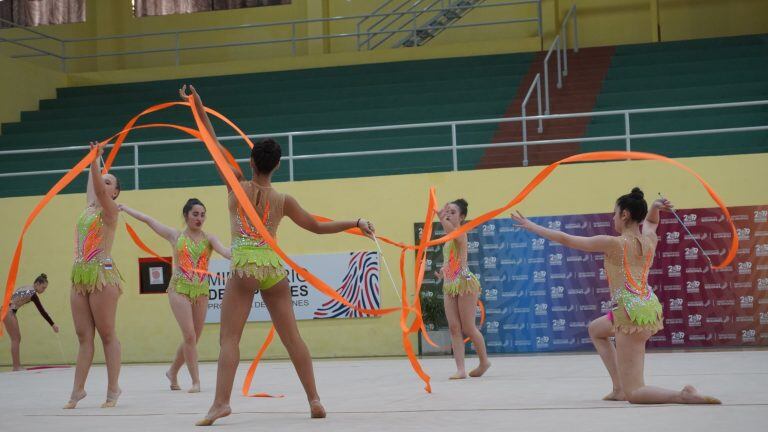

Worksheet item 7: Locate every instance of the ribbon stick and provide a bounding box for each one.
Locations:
[658,193,715,268]
[373,235,402,304]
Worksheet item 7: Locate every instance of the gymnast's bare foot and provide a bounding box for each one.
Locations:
[469,361,491,377]
[196,403,231,426]
[449,371,467,380]
[166,370,181,391]
[63,390,87,409]
[188,382,201,393]
[101,387,122,408]
[310,399,326,418]
[680,385,721,404]
[603,388,626,401]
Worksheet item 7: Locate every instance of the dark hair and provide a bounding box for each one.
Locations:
[616,187,648,222]
[250,138,282,174]
[183,198,206,217]
[34,273,48,285]
[452,198,469,218]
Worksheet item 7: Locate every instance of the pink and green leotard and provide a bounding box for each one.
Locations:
[168,232,212,301]
[441,239,481,296]
[71,206,122,294]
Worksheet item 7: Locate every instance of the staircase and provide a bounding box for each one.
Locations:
[358,0,487,50]
[478,46,615,168]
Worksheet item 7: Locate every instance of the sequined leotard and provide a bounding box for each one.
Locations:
[441,239,481,296]
[71,206,122,294]
[168,232,212,301]
[228,181,287,290]
[604,234,663,334]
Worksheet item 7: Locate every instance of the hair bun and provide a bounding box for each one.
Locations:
[40,273,47,278]
[630,187,644,199]
[451,198,469,217]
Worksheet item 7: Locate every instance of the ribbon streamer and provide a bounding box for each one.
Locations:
[2,98,738,400]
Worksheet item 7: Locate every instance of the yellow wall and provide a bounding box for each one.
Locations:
[1,152,766,367]
[658,0,768,42]
[3,0,766,84]
[0,52,66,134]
[552,0,654,46]
[552,0,768,47]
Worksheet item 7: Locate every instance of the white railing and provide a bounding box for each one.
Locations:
[542,34,562,115]
[1,100,766,188]
[542,4,578,116]
[0,0,542,72]
[561,3,579,76]
[521,73,544,166]
[521,3,579,159]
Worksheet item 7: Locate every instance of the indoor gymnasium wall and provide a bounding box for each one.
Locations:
[4,0,766,125]
[60,0,768,85]
[0,53,66,134]
[1,152,765,366]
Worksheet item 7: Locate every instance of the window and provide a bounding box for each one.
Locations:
[132,0,291,18]
[0,0,86,28]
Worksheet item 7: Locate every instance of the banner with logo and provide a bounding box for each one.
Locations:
[204,251,380,323]
[416,205,768,353]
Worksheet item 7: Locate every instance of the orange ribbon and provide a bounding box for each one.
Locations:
[125,222,171,265]
[407,152,738,271]
[102,102,244,178]
[1,121,207,334]
[241,325,284,398]
[185,99,426,395]
[2,98,738,402]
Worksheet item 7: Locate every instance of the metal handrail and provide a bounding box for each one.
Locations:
[358,0,418,50]
[521,73,543,166]
[1,2,535,44]
[0,35,49,43]
[0,1,541,70]
[0,3,537,45]
[0,17,64,42]
[542,34,562,115]
[358,0,399,28]
[5,123,766,179]
[0,34,62,59]
[39,19,535,61]
[373,0,444,50]
[537,5,577,119]
[561,4,579,76]
[2,99,764,156]
[7,100,760,188]
[388,0,493,49]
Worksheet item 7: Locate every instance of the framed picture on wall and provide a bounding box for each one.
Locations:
[138,257,173,294]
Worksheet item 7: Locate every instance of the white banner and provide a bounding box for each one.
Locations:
[205,251,380,323]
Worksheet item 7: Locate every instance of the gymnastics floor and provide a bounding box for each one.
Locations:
[1,350,766,431]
